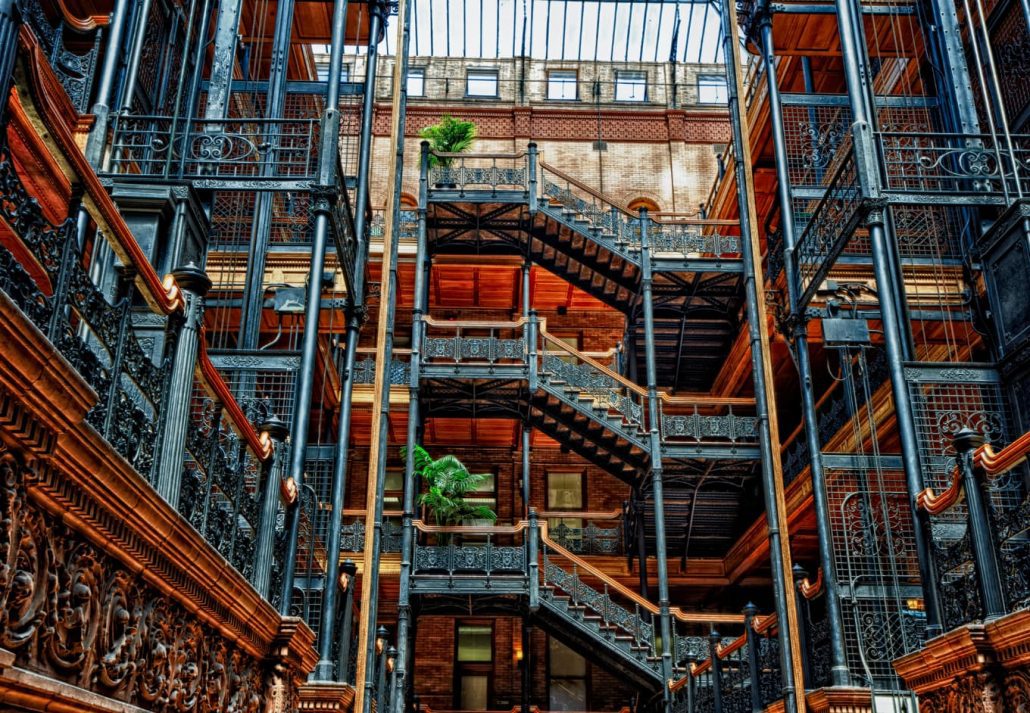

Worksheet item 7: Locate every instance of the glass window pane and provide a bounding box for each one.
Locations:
[460,675,489,710]
[615,71,647,102]
[467,70,498,97]
[407,68,425,96]
[548,472,583,509]
[457,625,493,662]
[548,71,577,100]
[549,637,587,676]
[698,76,728,104]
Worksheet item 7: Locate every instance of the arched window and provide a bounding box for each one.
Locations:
[400,192,418,208]
[627,197,661,214]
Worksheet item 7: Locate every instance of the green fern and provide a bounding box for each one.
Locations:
[419,116,477,168]
[401,444,497,526]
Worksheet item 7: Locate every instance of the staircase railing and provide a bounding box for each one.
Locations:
[658,395,759,447]
[540,509,624,555]
[428,149,530,195]
[538,161,642,252]
[422,315,529,368]
[539,330,649,437]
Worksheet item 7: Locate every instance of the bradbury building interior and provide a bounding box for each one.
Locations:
[0,0,1027,712]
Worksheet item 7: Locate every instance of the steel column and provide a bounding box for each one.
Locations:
[253,416,288,599]
[717,0,805,708]
[953,428,1007,620]
[203,0,246,120]
[236,0,307,351]
[834,0,944,634]
[85,0,135,166]
[392,140,427,713]
[743,603,762,713]
[521,255,531,517]
[154,264,211,508]
[311,0,356,679]
[638,209,673,711]
[522,422,531,516]
[337,559,359,682]
[117,0,154,111]
[757,11,849,687]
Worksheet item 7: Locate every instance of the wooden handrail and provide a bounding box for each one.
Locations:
[196,328,273,462]
[538,160,636,218]
[540,521,745,625]
[432,149,528,160]
[540,331,649,398]
[799,568,824,600]
[422,315,529,329]
[752,613,777,636]
[977,430,1030,475]
[916,465,963,515]
[716,633,747,658]
[413,519,529,535]
[539,509,622,521]
[55,0,110,31]
[15,40,271,465]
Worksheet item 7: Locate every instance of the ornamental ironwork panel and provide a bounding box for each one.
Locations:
[430,165,527,190]
[413,542,527,575]
[548,520,622,555]
[351,357,411,385]
[540,353,644,431]
[877,131,1030,197]
[539,177,639,251]
[22,0,102,112]
[660,413,759,444]
[649,223,741,257]
[105,115,321,184]
[0,142,166,478]
[423,334,526,365]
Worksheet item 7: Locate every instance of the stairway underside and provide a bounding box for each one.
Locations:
[427,201,745,392]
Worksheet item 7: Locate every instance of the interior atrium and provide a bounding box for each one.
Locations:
[0,0,1027,711]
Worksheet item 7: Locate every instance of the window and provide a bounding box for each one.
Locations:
[547,471,584,545]
[547,70,578,101]
[615,70,647,102]
[384,469,404,509]
[456,623,493,709]
[466,69,499,97]
[407,67,425,97]
[698,75,728,104]
[548,637,587,710]
[464,472,497,526]
[311,44,349,83]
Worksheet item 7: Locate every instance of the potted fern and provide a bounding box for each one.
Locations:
[419,115,477,188]
[402,445,497,535]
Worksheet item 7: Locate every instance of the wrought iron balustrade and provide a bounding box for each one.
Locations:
[180,387,267,583]
[539,334,647,435]
[370,208,418,240]
[538,163,640,251]
[421,317,528,367]
[659,400,759,446]
[22,0,103,113]
[351,354,411,385]
[877,131,1030,199]
[543,514,623,555]
[104,114,321,186]
[340,514,403,552]
[795,147,863,307]
[429,151,529,193]
[0,128,282,596]
[412,522,529,578]
[648,219,742,258]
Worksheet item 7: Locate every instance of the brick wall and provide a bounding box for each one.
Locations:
[413,616,637,711]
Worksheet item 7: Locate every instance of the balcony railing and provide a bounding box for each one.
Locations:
[877,131,1030,200]
[104,114,321,188]
[541,510,624,555]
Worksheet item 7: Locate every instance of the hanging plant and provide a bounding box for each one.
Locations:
[401,444,497,526]
[419,115,477,169]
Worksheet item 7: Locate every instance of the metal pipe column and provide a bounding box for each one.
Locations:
[392,143,427,713]
[757,10,849,687]
[833,0,944,637]
[278,0,360,615]
[522,257,532,516]
[637,209,673,711]
[84,0,135,166]
[117,0,153,111]
[717,1,805,708]
[236,0,306,351]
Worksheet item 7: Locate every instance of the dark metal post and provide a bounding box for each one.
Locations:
[155,263,211,508]
[639,208,673,710]
[392,140,427,713]
[520,618,531,713]
[0,0,20,124]
[527,142,538,212]
[519,248,530,517]
[253,415,288,599]
[522,422,531,517]
[832,0,945,626]
[953,428,1007,620]
[527,311,539,392]
[311,0,356,679]
[336,559,358,682]
[203,0,246,120]
[709,630,724,713]
[376,627,390,713]
[757,8,849,687]
[528,509,540,611]
[117,0,153,111]
[236,0,306,350]
[743,603,763,713]
[84,0,135,166]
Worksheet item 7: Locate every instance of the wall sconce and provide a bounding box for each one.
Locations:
[514,643,524,666]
